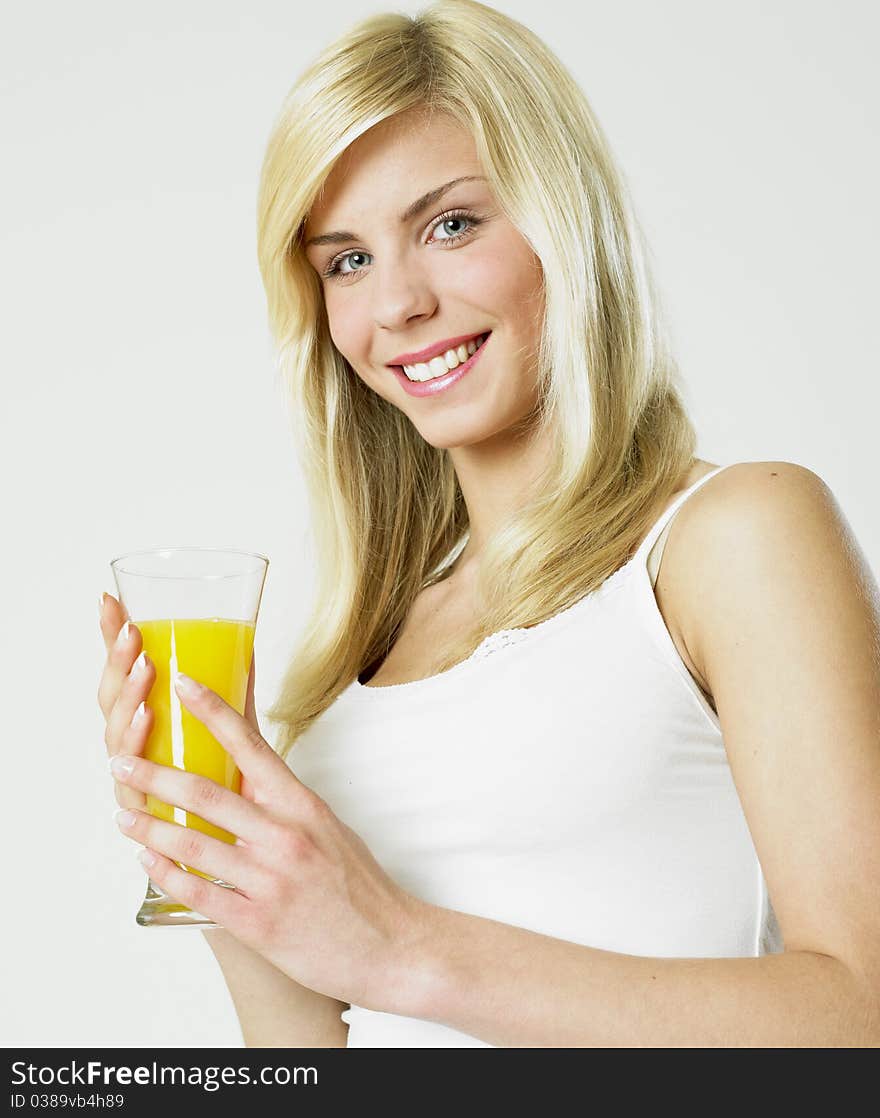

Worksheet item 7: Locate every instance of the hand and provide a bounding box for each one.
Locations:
[97,593,157,811]
[108,669,430,1011]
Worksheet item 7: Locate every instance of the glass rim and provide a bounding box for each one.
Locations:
[110,546,269,580]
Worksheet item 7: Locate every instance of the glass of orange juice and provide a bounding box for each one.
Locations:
[110,546,269,928]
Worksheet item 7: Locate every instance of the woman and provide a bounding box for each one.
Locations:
[97,0,880,1047]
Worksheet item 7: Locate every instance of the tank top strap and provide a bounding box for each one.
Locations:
[633,463,739,588]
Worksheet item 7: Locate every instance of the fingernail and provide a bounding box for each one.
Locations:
[132,651,148,676]
[99,592,107,619]
[131,700,147,729]
[175,672,202,697]
[115,621,130,650]
[114,809,137,828]
[138,849,157,869]
[110,755,135,778]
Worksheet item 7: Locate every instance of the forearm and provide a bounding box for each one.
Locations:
[201,929,349,1048]
[395,905,880,1047]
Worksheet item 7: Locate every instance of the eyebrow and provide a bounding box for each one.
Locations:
[303,175,487,248]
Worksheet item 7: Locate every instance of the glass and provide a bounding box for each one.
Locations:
[110,546,269,928]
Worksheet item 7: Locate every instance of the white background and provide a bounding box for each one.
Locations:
[2,0,877,1047]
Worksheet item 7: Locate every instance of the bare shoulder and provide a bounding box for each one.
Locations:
[660,460,880,997]
[671,459,843,570]
[677,458,836,528]
[664,459,874,696]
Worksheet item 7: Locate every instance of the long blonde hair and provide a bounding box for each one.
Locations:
[256,0,698,758]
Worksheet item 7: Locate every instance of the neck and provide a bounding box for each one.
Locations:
[446,419,556,574]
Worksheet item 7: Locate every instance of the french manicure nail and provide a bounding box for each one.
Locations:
[110,755,135,778]
[115,621,130,649]
[175,672,203,697]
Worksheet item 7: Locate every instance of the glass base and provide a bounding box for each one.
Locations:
[135,876,233,928]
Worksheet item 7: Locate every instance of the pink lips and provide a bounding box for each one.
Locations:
[386,331,487,368]
[391,332,491,397]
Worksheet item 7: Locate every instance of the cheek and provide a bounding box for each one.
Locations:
[460,241,543,317]
[506,256,545,343]
[326,304,370,364]
[455,247,507,300]
[326,308,393,397]
[503,243,543,302]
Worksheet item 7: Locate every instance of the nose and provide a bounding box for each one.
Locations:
[370,256,438,334]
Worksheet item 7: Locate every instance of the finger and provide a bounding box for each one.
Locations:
[110,754,265,844]
[114,808,254,896]
[98,591,129,655]
[173,673,295,802]
[104,639,156,811]
[97,593,151,810]
[111,693,154,811]
[135,847,250,929]
[105,647,155,755]
[97,603,142,721]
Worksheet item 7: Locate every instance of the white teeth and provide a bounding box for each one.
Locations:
[403,334,487,381]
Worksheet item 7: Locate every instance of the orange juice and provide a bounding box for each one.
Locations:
[135,617,255,881]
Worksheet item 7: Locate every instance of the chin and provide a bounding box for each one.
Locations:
[411,415,513,452]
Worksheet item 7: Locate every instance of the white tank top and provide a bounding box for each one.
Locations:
[286,462,783,1047]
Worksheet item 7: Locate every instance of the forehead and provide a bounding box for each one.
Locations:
[304,109,482,235]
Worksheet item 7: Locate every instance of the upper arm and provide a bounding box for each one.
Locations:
[672,462,880,997]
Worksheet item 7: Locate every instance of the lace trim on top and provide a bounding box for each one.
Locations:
[462,558,633,665]
[351,556,635,696]
[465,627,532,661]
[349,463,733,697]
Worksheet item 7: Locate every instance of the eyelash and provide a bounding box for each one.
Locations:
[321,208,483,281]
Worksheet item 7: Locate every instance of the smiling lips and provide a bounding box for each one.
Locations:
[386,331,488,368]
[397,334,489,383]
[390,331,491,397]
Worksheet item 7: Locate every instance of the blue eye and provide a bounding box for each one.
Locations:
[322,209,482,281]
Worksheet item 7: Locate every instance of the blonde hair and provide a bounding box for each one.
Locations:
[257,0,698,758]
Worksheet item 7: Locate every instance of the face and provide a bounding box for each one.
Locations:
[302,108,545,451]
